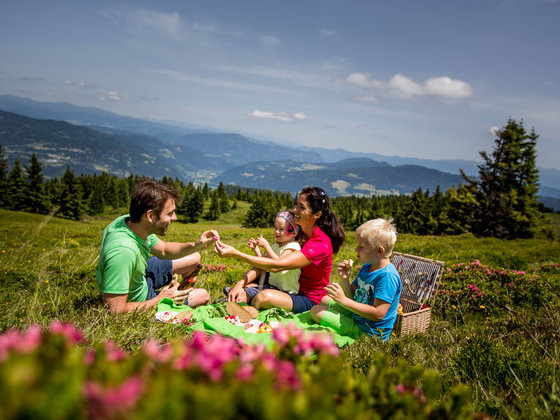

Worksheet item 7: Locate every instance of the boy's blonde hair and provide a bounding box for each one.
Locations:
[356,218,397,257]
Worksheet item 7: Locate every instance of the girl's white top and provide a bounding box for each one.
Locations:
[268,241,301,294]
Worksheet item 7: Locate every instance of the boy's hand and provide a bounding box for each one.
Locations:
[337,259,353,281]
[325,283,347,304]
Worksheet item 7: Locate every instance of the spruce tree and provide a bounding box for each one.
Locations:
[24,154,50,214]
[58,166,85,220]
[6,159,26,211]
[217,181,230,213]
[0,144,8,208]
[473,118,540,238]
[203,189,220,221]
[185,187,204,223]
[87,180,105,215]
[243,193,275,228]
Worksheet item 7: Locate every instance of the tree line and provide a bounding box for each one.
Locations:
[0,118,546,239]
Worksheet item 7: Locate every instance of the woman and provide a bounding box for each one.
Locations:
[214,186,345,313]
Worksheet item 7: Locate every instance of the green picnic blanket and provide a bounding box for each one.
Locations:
[156,298,356,348]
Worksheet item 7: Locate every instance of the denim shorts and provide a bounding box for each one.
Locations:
[289,294,316,314]
[247,273,315,313]
[145,257,191,304]
[245,273,280,299]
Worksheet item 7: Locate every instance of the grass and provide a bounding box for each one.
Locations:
[1,207,559,418]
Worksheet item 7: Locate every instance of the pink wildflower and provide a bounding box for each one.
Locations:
[235,364,254,382]
[0,325,43,361]
[84,376,144,420]
[104,340,126,362]
[49,320,84,344]
[142,339,173,363]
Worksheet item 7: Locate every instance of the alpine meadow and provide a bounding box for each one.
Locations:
[1,116,560,419]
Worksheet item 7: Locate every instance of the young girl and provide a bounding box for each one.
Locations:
[225,211,302,303]
[216,186,345,313]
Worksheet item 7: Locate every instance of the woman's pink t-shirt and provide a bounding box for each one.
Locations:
[299,226,333,304]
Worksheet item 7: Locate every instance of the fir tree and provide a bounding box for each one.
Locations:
[472,118,541,238]
[243,193,275,228]
[24,154,49,214]
[203,189,220,221]
[58,166,85,220]
[217,182,230,213]
[6,159,26,211]
[0,144,9,208]
[87,179,105,215]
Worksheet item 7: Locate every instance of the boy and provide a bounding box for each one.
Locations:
[310,219,401,341]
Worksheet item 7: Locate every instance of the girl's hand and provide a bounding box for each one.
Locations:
[255,234,269,248]
[248,238,257,250]
[325,283,346,303]
[337,259,353,281]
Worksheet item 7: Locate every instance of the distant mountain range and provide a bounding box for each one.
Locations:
[0,94,558,209]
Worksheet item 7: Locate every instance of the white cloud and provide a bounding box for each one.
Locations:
[65,80,96,89]
[424,76,473,99]
[389,74,424,97]
[129,9,182,37]
[320,29,336,37]
[342,72,473,101]
[344,72,384,89]
[354,95,382,103]
[99,91,123,101]
[489,126,500,136]
[249,109,306,123]
[260,35,280,48]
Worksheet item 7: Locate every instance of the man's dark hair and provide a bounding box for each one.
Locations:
[129,179,181,223]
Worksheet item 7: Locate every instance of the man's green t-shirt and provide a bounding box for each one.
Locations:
[95,214,159,302]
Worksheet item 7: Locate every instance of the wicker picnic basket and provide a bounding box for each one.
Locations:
[391,252,445,337]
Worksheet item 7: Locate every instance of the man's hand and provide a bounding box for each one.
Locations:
[337,259,353,281]
[226,284,246,302]
[195,230,220,250]
[158,277,192,306]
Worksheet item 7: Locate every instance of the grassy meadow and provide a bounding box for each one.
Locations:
[1,204,559,419]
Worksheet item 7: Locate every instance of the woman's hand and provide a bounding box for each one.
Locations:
[214,240,238,258]
[325,282,347,304]
[337,259,353,281]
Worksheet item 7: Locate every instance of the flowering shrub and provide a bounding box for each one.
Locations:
[201,264,229,273]
[435,260,559,318]
[0,321,478,419]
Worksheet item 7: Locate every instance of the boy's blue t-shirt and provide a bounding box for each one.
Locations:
[352,262,401,340]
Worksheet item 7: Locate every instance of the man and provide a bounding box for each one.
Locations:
[96,179,216,314]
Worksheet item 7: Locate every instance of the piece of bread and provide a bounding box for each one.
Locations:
[174,310,193,321]
[226,302,252,323]
[244,306,259,319]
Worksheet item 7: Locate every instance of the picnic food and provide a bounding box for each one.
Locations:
[258,323,273,333]
[178,264,203,290]
[244,306,259,319]
[397,303,404,315]
[226,302,252,323]
[174,310,193,321]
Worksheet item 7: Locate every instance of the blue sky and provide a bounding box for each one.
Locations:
[1,0,559,170]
